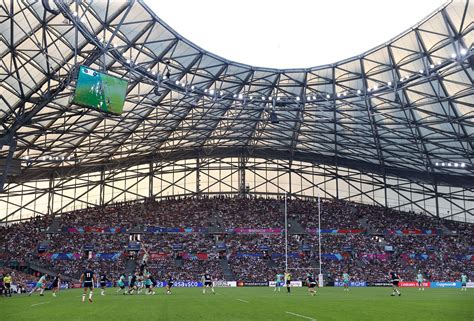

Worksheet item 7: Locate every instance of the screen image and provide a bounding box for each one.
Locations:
[72,66,128,115]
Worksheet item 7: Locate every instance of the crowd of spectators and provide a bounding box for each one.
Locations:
[0,196,471,284]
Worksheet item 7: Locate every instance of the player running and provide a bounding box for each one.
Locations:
[51,275,60,297]
[274,273,283,292]
[389,271,401,296]
[145,271,155,295]
[201,272,215,294]
[306,273,317,296]
[342,272,350,291]
[116,273,126,294]
[127,272,138,295]
[28,273,48,296]
[165,274,173,295]
[461,273,468,291]
[99,273,109,296]
[285,271,292,293]
[416,271,424,291]
[80,268,96,303]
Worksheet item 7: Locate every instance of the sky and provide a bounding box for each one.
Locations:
[144,0,446,69]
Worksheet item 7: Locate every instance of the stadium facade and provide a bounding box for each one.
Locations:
[0,0,472,223]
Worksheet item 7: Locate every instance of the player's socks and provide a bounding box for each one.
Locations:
[89,292,93,302]
[82,293,86,302]
[53,292,56,297]
[101,290,105,296]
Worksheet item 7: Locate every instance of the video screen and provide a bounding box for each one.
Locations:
[72,66,128,115]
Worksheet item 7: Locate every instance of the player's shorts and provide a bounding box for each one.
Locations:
[462,282,466,287]
[417,281,422,286]
[4,283,10,289]
[168,282,173,288]
[100,282,106,287]
[392,281,399,286]
[204,281,212,287]
[286,280,291,285]
[118,281,124,287]
[130,282,136,288]
[343,281,349,285]
[309,282,316,288]
[36,282,43,288]
[83,281,93,288]
[145,283,151,288]
[52,281,59,288]
[275,281,282,286]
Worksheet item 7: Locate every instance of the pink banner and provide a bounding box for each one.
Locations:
[150,252,170,260]
[234,228,282,234]
[360,253,390,261]
[338,229,365,234]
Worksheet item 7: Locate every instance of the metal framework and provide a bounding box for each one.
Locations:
[0,0,472,223]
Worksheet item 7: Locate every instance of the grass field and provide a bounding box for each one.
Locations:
[1,287,473,321]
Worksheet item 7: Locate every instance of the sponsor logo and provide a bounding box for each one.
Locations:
[399,281,430,287]
[269,281,302,287]
[334,281,367,287]
[430,282,461,288]
[466,282,474,288]
[213,281,237,287]
[237,281,268,287]
[367,282,392,287]
[155,281,203,287]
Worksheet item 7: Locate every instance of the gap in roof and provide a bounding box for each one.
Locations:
[145,0,446,69]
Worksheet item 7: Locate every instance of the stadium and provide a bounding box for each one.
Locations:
[0,0,473,320]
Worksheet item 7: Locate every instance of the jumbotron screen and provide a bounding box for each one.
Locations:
[72,66,128,115]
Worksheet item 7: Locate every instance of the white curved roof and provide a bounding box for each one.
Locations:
[0,0,472,187]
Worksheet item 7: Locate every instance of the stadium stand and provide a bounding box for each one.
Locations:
[1,197,471,284]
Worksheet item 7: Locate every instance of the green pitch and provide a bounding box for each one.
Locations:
[1,287,472,321]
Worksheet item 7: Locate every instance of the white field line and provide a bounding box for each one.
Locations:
[236,298,249,303]
[285,311,317,321]
[31,301,50,307]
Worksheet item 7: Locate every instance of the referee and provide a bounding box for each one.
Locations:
[285,272,292,293]
[3,273,12,297]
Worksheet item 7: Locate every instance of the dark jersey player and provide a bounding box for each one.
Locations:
[201,272,215,294]
[306,274,317,296]
[80,269,96,303]
[390,272,401,296]
[99,273,109,296]
[166,274,174,295]
[128,272,138,295]
[51,275,60,297]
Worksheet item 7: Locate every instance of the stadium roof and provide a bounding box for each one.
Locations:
[0,0,473,187]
